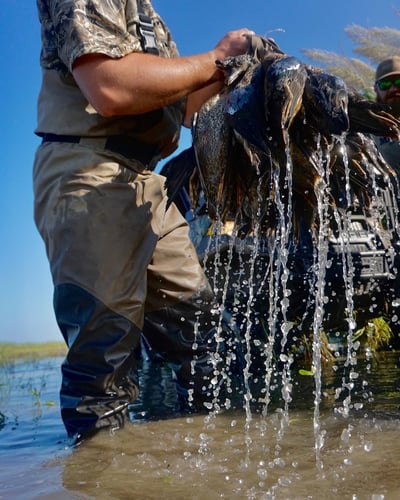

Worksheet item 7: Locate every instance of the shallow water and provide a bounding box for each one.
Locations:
[1,353,400,499]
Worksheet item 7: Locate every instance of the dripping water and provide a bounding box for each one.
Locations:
[187,115,400,479]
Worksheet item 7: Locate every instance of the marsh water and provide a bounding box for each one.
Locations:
[1,351,399,499]
[4,135,400,500]
[3,183,400,498]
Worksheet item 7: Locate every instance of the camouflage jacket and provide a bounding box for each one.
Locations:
[35,0,185,156]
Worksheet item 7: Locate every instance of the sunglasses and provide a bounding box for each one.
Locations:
[376,77,400,91]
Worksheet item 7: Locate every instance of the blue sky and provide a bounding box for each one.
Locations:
[1,0,399,344]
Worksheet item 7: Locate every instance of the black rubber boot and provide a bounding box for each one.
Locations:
[54,284,140,440]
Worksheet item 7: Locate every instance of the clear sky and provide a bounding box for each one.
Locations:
[1,0,399,344]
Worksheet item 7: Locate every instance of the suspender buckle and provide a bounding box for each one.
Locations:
[138,13,159,55]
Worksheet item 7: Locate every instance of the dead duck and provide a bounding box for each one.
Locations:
[163,37,400,241]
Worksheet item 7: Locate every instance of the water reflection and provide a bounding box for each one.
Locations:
[0,353,399,498]
[60,412,400,499]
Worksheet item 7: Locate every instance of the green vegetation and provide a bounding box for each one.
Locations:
[0,342,66,366]
[353,317,394,351]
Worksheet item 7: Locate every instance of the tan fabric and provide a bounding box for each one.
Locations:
[375,56,400,82]
[35,0,185,157]
[34,141,209,328]
[33,0,209,331]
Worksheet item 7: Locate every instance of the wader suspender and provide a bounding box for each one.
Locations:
[137,3,159,55]
[38,2,161,165]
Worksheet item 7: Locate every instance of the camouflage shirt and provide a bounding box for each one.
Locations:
[35,0,185,156]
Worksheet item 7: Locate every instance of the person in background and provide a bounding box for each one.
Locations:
[33,0,255,442]
[374,56,400,171]
[374,56,400,344]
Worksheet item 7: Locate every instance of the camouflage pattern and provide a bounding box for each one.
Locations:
[37,0,179,74]
[35,0,184,149]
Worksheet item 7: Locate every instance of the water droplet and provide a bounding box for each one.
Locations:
[341,428,351,442]
[364,441,373,452]
[278,476,292,486]
[257,468,268,480]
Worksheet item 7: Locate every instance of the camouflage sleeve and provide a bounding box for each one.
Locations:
[44,0,142,72]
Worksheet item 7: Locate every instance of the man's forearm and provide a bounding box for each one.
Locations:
[72,51,224,117]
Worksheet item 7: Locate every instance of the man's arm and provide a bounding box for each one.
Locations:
[72,29,253,119]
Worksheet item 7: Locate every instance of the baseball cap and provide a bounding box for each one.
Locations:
[375,56,400,81]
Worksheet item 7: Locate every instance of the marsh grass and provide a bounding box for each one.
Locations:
[0,343,65,414]
[0,342,66,366]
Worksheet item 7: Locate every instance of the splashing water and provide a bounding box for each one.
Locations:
[193,124,400,476]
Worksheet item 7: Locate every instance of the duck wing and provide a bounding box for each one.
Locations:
[264,56,308,135]
[347,88,400,138]
[162,147,197,211]
[302,70,349,136]
[329,132,398,210]
[218,55,270,156]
